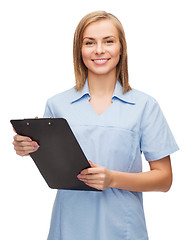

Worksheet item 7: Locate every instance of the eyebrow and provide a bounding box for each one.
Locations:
[83,35,116,41]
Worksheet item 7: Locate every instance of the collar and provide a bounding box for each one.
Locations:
[112,80,135,104]
[71,79,90,103]
[71,79,135,105]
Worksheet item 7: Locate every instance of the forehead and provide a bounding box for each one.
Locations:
[83,19,119,39]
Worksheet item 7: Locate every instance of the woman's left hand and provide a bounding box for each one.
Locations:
[77,160,113,190]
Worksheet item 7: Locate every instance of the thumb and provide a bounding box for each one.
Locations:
[88,160,95,168]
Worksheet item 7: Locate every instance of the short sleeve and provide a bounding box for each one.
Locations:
[43,100,54,118]
[140,97,179,161]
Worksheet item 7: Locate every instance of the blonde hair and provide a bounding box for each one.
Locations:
[73,11,131,94]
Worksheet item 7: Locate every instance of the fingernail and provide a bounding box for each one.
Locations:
[34,145,40,150]
[27,138,32,142]
[77,174,81,180]
[33,142,39,147]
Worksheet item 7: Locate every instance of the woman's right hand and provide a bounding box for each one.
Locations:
[13,134,39,157]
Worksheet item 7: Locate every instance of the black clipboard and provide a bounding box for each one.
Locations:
[10,118,99,191]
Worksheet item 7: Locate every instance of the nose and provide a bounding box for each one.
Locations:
[95,42,105,54]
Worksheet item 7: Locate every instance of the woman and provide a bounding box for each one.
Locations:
[13,11,179,240]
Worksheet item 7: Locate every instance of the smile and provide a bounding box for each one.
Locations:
[92,58,110,65]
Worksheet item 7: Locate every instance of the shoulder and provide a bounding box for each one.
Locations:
[131,88,158,105]
[130,89,165,130]
[129,88,160,113]
[46,86,76,106]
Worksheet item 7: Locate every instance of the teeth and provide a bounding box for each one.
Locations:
[93,59,109,63]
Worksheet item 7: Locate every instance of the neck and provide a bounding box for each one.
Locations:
[88,71,117,97]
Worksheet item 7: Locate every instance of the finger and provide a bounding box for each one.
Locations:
[14,134,32,142]
[16,150,32,157]
[13,140,39,148]
[14,141,39,153]
[83,182,102,190]
[14,144,38,152]
[82,179,101,185]
[78,173,99,180]
[88,160,95,168]
[15,145,39,156]
[80,167,102,175]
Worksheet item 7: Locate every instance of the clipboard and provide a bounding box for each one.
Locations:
[10,118,99,191]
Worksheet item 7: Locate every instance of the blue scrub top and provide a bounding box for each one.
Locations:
[44,79,179,240]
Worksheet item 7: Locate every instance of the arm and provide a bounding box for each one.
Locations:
[78,156,172,192]
[109,156,172,192]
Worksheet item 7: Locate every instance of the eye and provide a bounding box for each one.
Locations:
[85,41,94,46]
[106,40,114,44]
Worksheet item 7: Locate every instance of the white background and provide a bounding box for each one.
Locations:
[0,0,184,239]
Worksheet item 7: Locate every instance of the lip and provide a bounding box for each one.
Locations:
[91,58,110,65]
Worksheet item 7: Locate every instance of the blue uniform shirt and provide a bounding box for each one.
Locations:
[44,79,179,240]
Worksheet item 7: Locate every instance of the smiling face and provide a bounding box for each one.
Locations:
[81,19,121,79]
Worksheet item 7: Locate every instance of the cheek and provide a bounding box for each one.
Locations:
[109,47,121,67]
[81,47,94,69]
[111,45,121,58]
[81,47,91,61]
